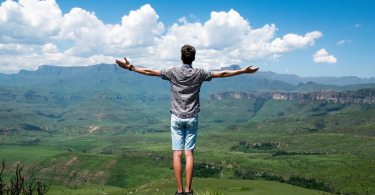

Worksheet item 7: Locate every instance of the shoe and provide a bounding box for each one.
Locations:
[175,191,185,195]
[185,189,193,195]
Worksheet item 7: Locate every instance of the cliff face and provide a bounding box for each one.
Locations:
[209,89,375,104]
[208,91,302,101]
[208,91,256,100]
[300,89,375,104]
[18,64,122,77]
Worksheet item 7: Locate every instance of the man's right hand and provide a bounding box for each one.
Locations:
[115,57,131,69]
[243,65,259,74]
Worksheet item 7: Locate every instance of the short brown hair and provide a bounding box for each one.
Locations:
[181,45,196,64]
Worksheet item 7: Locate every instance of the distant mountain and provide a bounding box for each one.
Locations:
[0,73,9,78]
[211,64,242,71]
[212,64,375,86]
[1,64,375,135]
[255,71,375,86]
[292,81,375,93]
[0,64,299,99]
[1,64,375,101]
[209,88,375,104]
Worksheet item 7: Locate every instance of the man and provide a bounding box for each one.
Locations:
[115,45,259,195]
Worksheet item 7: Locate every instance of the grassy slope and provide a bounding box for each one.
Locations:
[46,178,332,195]
[2,88,375,194]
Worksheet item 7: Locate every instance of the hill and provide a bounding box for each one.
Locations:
[256,71,375,86]
[0,73,9,78]
[2,64,375,100]
[212,64,375,86]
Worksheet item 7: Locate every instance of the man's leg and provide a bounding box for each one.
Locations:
[173,150,183,193]
[171,114,185,193]
[185,150,194,192]
[184,115,198,193]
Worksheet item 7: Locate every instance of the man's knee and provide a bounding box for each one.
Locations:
[174,150,183,158]
[184,150,194,158]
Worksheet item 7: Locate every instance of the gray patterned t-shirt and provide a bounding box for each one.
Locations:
[160,64,214,118]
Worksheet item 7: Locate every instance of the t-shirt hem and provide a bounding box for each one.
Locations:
[171,111,199,119]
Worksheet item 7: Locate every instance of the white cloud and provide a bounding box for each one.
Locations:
[269,54,282,62]
[355,24,360,27]
[285,69,289,72]
[0,52,115,72]
[178,16,187,24]
[347,40,352,42]
[313,49,337,64]
[42,43,58,53]
[190,14,196,19]
[264,63,267,66]
[155,10,322,69]
[0,43,37,54]
[337,40,345,45]
[58,4,164,57]
[0,0,63,44]
[0,1,324,73]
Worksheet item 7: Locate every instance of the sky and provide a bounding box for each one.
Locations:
[0,0,374,78]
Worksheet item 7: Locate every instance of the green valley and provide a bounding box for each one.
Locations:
[1,64,375,194]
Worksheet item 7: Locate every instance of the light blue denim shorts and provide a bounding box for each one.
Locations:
[171,113,199,151]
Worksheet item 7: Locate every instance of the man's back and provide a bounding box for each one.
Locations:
[115,44,258,195]
[160,66,213,118]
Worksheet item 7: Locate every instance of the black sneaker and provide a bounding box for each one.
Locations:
[175,191,185,195]
[185,190,193,195]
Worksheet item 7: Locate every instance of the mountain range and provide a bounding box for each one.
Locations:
[1,64,374,88]
[1,63,375,133]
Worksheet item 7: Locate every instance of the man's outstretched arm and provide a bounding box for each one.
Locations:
[115,58,161,77]
[213,65,259,78]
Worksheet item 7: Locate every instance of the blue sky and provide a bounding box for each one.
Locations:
[0,0,374,78]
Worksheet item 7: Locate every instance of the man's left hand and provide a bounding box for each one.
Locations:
[115,57,131,69]
[243,65,259,74]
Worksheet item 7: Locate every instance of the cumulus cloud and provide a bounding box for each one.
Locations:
[0,0,63,44]
[269,54,282,62]
[42,43,58,53]
[58,4,164,57]
[313,49,337,64]
[0,0,324,73]
[0,53,115,72]
[178,17,187,24]
[337,40,345,45]
[0,43,37,54]
[155,10,322,69]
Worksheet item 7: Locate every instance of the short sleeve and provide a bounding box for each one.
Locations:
[202,69,214,82]
[160,68,173,81]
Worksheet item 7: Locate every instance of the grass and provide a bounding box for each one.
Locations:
[0,145,67,166]
[130,178,332,195]
[2,86,375,194]
[196,187,224,195]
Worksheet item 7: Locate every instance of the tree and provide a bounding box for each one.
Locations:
[0,159,50,195]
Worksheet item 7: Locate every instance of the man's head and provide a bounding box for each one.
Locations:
[181,45,196,64]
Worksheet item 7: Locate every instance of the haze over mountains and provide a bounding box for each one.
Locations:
[2,64,374,89]
[1,63,375,133]
[212,64,375,86]
[1,64,375,95]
